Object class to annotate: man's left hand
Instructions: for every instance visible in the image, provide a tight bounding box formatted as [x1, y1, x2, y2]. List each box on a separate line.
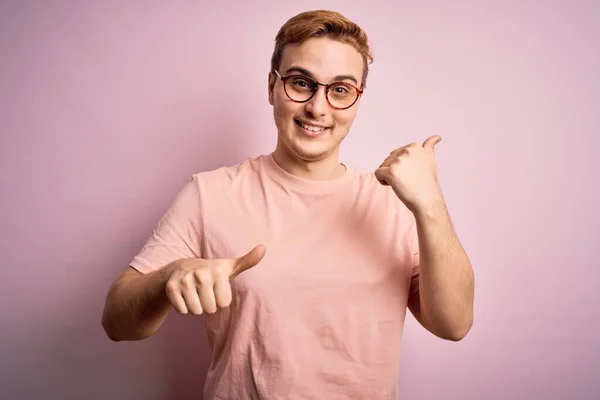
[374, 135, 445, 214]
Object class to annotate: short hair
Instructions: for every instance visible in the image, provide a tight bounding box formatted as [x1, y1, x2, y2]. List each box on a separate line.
[270, 10, 373, 88]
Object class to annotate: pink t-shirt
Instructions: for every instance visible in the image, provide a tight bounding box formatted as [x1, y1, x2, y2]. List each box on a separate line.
[130, 153, 420, 399]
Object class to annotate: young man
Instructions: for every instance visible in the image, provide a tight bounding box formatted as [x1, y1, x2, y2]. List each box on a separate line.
[102, 9, 474, 399]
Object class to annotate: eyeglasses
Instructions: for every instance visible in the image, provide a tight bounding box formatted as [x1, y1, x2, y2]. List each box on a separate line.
[273, 70, 363, 110]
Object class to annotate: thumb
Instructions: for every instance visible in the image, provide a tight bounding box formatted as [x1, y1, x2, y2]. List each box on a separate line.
[230, 244, 266, 278]
[374, 166, 390, 186]
[422, 135, 442, 152]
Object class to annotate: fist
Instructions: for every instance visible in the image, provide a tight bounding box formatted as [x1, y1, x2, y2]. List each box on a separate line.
[165, 244, 266, 315]
[374, 135, 443, 213]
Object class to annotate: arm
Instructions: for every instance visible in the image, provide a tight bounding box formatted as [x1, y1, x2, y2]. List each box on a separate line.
[408, 199, 474, 341]
[101, 176, 204, 341]
[102, 246, 267, 342]
[101, 263, 176, 342]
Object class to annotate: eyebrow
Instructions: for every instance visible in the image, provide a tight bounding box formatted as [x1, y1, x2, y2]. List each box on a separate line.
[284, 66, 359, 86]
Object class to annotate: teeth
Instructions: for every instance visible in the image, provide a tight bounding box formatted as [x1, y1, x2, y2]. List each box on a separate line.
[301, 122, 325, 132]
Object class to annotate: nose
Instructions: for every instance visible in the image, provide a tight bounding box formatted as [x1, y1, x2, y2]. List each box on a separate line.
[304, 86, 328, 118]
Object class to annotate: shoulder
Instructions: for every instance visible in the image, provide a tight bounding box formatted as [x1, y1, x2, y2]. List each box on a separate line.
[191, 154, 267, 190]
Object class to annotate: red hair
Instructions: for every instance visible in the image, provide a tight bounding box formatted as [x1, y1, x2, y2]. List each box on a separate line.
[270, 10, 373, 88]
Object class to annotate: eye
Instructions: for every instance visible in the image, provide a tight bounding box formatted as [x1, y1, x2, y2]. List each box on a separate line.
[291, 77, 314, 89]
[331, 84, 350, 94]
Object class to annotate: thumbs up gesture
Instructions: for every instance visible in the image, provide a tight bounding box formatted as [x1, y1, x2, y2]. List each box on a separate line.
[165, 245, 266, 315]
[374, 135, 444, 214]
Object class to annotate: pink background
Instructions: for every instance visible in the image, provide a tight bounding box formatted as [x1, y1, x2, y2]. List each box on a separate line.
[1, 1, 598, 399]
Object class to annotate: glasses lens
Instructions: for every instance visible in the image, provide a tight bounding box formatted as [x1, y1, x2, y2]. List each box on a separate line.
[284, 76, 316, 102]
[327, 83, 359, 109]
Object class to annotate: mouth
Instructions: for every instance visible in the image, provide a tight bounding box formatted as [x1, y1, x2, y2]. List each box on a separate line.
[294, 119, 330, 137]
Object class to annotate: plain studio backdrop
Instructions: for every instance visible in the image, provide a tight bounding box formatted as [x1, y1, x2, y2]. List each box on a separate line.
[1, 1, 598, 399]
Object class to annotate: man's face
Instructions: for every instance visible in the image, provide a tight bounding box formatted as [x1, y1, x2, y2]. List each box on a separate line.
[268, 37, 365, 163]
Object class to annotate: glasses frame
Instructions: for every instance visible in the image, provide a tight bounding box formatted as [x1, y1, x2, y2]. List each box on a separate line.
[273, 70, 364, 110]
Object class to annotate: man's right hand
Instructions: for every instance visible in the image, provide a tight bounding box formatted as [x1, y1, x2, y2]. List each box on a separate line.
[164, 244, 266, 315]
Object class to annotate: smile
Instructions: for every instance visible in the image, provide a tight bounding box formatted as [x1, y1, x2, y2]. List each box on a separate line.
[295, 119, 329, 133]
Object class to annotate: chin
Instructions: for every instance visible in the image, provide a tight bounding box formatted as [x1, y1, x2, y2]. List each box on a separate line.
[288, 139, 334, 162]
[274, 117, 343, 162]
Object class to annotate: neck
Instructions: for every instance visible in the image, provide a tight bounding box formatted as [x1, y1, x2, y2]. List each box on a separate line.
[272, 144, 346, 181]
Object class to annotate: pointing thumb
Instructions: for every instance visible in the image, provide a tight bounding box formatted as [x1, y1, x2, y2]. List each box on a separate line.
[230, 244, 266, 278]
[422, 135, 442, 151]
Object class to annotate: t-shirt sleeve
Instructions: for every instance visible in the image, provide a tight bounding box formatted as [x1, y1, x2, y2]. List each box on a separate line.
[130, 175, 204, 274]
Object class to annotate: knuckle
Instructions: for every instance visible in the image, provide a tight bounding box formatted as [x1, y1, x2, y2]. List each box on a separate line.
[193, 269, 210, 284]
[165, 280, 178, 295]
[181, 276, 195, 290]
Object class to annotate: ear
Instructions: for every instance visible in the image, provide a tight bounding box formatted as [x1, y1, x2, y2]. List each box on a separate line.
[268, 71, 276, 105]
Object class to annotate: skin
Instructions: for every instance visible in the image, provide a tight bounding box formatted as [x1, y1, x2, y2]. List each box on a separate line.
[101, 36, 474, 343]
[101, 246, 266, 341]
[268, 37, 364, 181]
[375, 137, 475, 340]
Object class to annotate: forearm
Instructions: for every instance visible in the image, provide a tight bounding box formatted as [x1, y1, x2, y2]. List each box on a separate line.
[102, 262, 176, 341]
[414, 199, 474, 340]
